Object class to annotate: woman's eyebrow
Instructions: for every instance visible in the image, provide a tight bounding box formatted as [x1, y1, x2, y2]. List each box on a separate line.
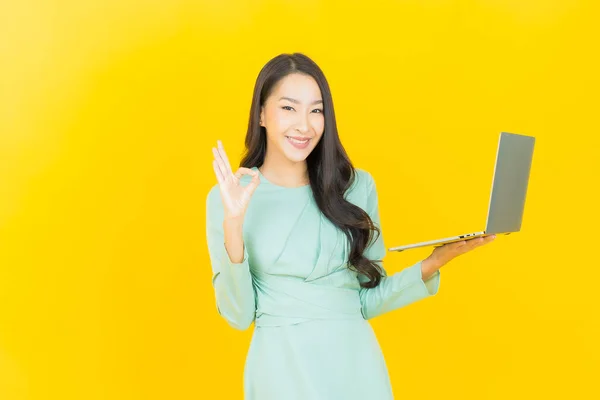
[278, 96, 323, 105]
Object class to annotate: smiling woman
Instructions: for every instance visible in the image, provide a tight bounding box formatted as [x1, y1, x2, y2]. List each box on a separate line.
[277, 97, 322, 149]
[259, 73, 325, 166]
[205, 53, 490, 399]
[240, 53, 389, 289]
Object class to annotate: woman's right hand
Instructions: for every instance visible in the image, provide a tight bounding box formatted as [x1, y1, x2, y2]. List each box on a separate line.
[212, 140, 260, 220]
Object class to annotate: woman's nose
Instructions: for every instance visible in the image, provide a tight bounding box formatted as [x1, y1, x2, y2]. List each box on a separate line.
[295, 113, 310, 133]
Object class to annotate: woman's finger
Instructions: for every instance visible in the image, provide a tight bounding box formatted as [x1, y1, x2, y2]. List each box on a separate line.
[217, 140, 233, 176]
[213, 160, 224, 183]
[475, 235, 495, 246]
[465, 236, 492, 252]
[234, 167, 259, 179]
[460, 238, 481, 250]
[212, 147, 228, 179]
[244, 172, 261, 197]
[446, 240, 466, 251]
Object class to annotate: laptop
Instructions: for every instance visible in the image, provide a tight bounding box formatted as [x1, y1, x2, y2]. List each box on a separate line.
[388, 132, 536, 252]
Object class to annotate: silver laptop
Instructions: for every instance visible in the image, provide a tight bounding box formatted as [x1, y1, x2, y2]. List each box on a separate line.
[388, 132, 536, 252]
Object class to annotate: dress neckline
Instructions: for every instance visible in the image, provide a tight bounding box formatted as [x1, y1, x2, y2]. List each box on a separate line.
[252, 167, 311, 190]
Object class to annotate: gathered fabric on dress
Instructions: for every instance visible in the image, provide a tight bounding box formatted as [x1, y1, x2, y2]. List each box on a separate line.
[206, 168, 440, 399]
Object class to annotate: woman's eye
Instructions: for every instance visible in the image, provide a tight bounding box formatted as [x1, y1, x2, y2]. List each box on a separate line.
[281, 106, 322, 113]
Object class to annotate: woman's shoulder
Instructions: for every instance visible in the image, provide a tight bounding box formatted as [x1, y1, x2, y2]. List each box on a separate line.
[348, 168, 376, 194]
[344, 168, 377, 209]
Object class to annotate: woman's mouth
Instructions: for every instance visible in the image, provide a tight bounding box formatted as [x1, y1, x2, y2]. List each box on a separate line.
[286, 136, 311, 150]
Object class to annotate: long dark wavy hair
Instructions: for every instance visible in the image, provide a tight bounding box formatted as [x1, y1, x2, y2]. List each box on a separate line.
[240, 53, 384, 288]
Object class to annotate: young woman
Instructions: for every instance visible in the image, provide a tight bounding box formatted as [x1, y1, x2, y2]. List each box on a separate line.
[206, 53, 495, 399]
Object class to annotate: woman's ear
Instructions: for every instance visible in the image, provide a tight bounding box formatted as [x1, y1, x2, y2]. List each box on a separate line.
[259, 107, 265, 127]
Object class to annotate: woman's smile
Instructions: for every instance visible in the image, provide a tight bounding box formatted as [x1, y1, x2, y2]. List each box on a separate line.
[285, 135, 312, 149]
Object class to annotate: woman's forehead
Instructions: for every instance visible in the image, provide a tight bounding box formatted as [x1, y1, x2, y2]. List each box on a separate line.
[271, 73, 322, 101]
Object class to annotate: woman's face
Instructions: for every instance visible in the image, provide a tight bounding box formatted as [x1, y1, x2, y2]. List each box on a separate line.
[260, 73, 325, 164]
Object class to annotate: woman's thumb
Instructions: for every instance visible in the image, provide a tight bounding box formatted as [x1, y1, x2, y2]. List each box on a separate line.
[245, 174, 260, 197]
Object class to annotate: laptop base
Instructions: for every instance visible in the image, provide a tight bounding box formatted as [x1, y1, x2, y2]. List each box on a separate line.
[388, 231, 486, 252]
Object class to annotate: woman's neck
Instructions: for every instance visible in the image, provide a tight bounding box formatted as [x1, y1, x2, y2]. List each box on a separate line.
[259, 154, 309, 188]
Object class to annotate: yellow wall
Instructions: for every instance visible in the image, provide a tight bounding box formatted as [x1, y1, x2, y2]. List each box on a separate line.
[1, 1, 598, 399]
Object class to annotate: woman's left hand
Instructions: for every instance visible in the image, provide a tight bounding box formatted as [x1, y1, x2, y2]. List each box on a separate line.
[421, 235, 496, 279]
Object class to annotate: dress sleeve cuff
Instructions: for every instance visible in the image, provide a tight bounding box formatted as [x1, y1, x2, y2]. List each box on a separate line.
[422, 268, 441, 296]
[211, 243, 250, 287]
[408, 261, 441, 297]
[223, 242, 249, 266]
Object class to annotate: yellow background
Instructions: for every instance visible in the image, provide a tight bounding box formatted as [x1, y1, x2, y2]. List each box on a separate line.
[1, 0, 599, 399]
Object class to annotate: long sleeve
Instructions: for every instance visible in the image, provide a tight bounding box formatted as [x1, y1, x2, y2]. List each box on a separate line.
[205, 186, 256, 330]
[357, 172, 441, 320]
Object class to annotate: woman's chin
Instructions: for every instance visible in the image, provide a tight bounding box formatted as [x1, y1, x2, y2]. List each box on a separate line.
[283, 148, 313, 163]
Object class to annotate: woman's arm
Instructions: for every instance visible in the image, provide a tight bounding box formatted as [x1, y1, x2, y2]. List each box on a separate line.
[356, 171, 441, 320]
[358, 261, 440, 320]
[206, 186, 256, 330]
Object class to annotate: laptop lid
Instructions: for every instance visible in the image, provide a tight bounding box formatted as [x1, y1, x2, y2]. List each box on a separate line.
[484, 132, 536, 235]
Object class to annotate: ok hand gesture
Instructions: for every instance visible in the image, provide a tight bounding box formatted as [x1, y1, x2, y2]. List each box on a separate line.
[212, 140, 260, 221]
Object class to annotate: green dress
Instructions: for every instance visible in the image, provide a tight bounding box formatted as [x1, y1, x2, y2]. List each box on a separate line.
[206, 167, 440, 399]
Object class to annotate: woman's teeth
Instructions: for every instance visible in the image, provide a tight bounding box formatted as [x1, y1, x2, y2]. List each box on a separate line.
[287, 137, 310, 144]
[286, 136, 311, 149]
